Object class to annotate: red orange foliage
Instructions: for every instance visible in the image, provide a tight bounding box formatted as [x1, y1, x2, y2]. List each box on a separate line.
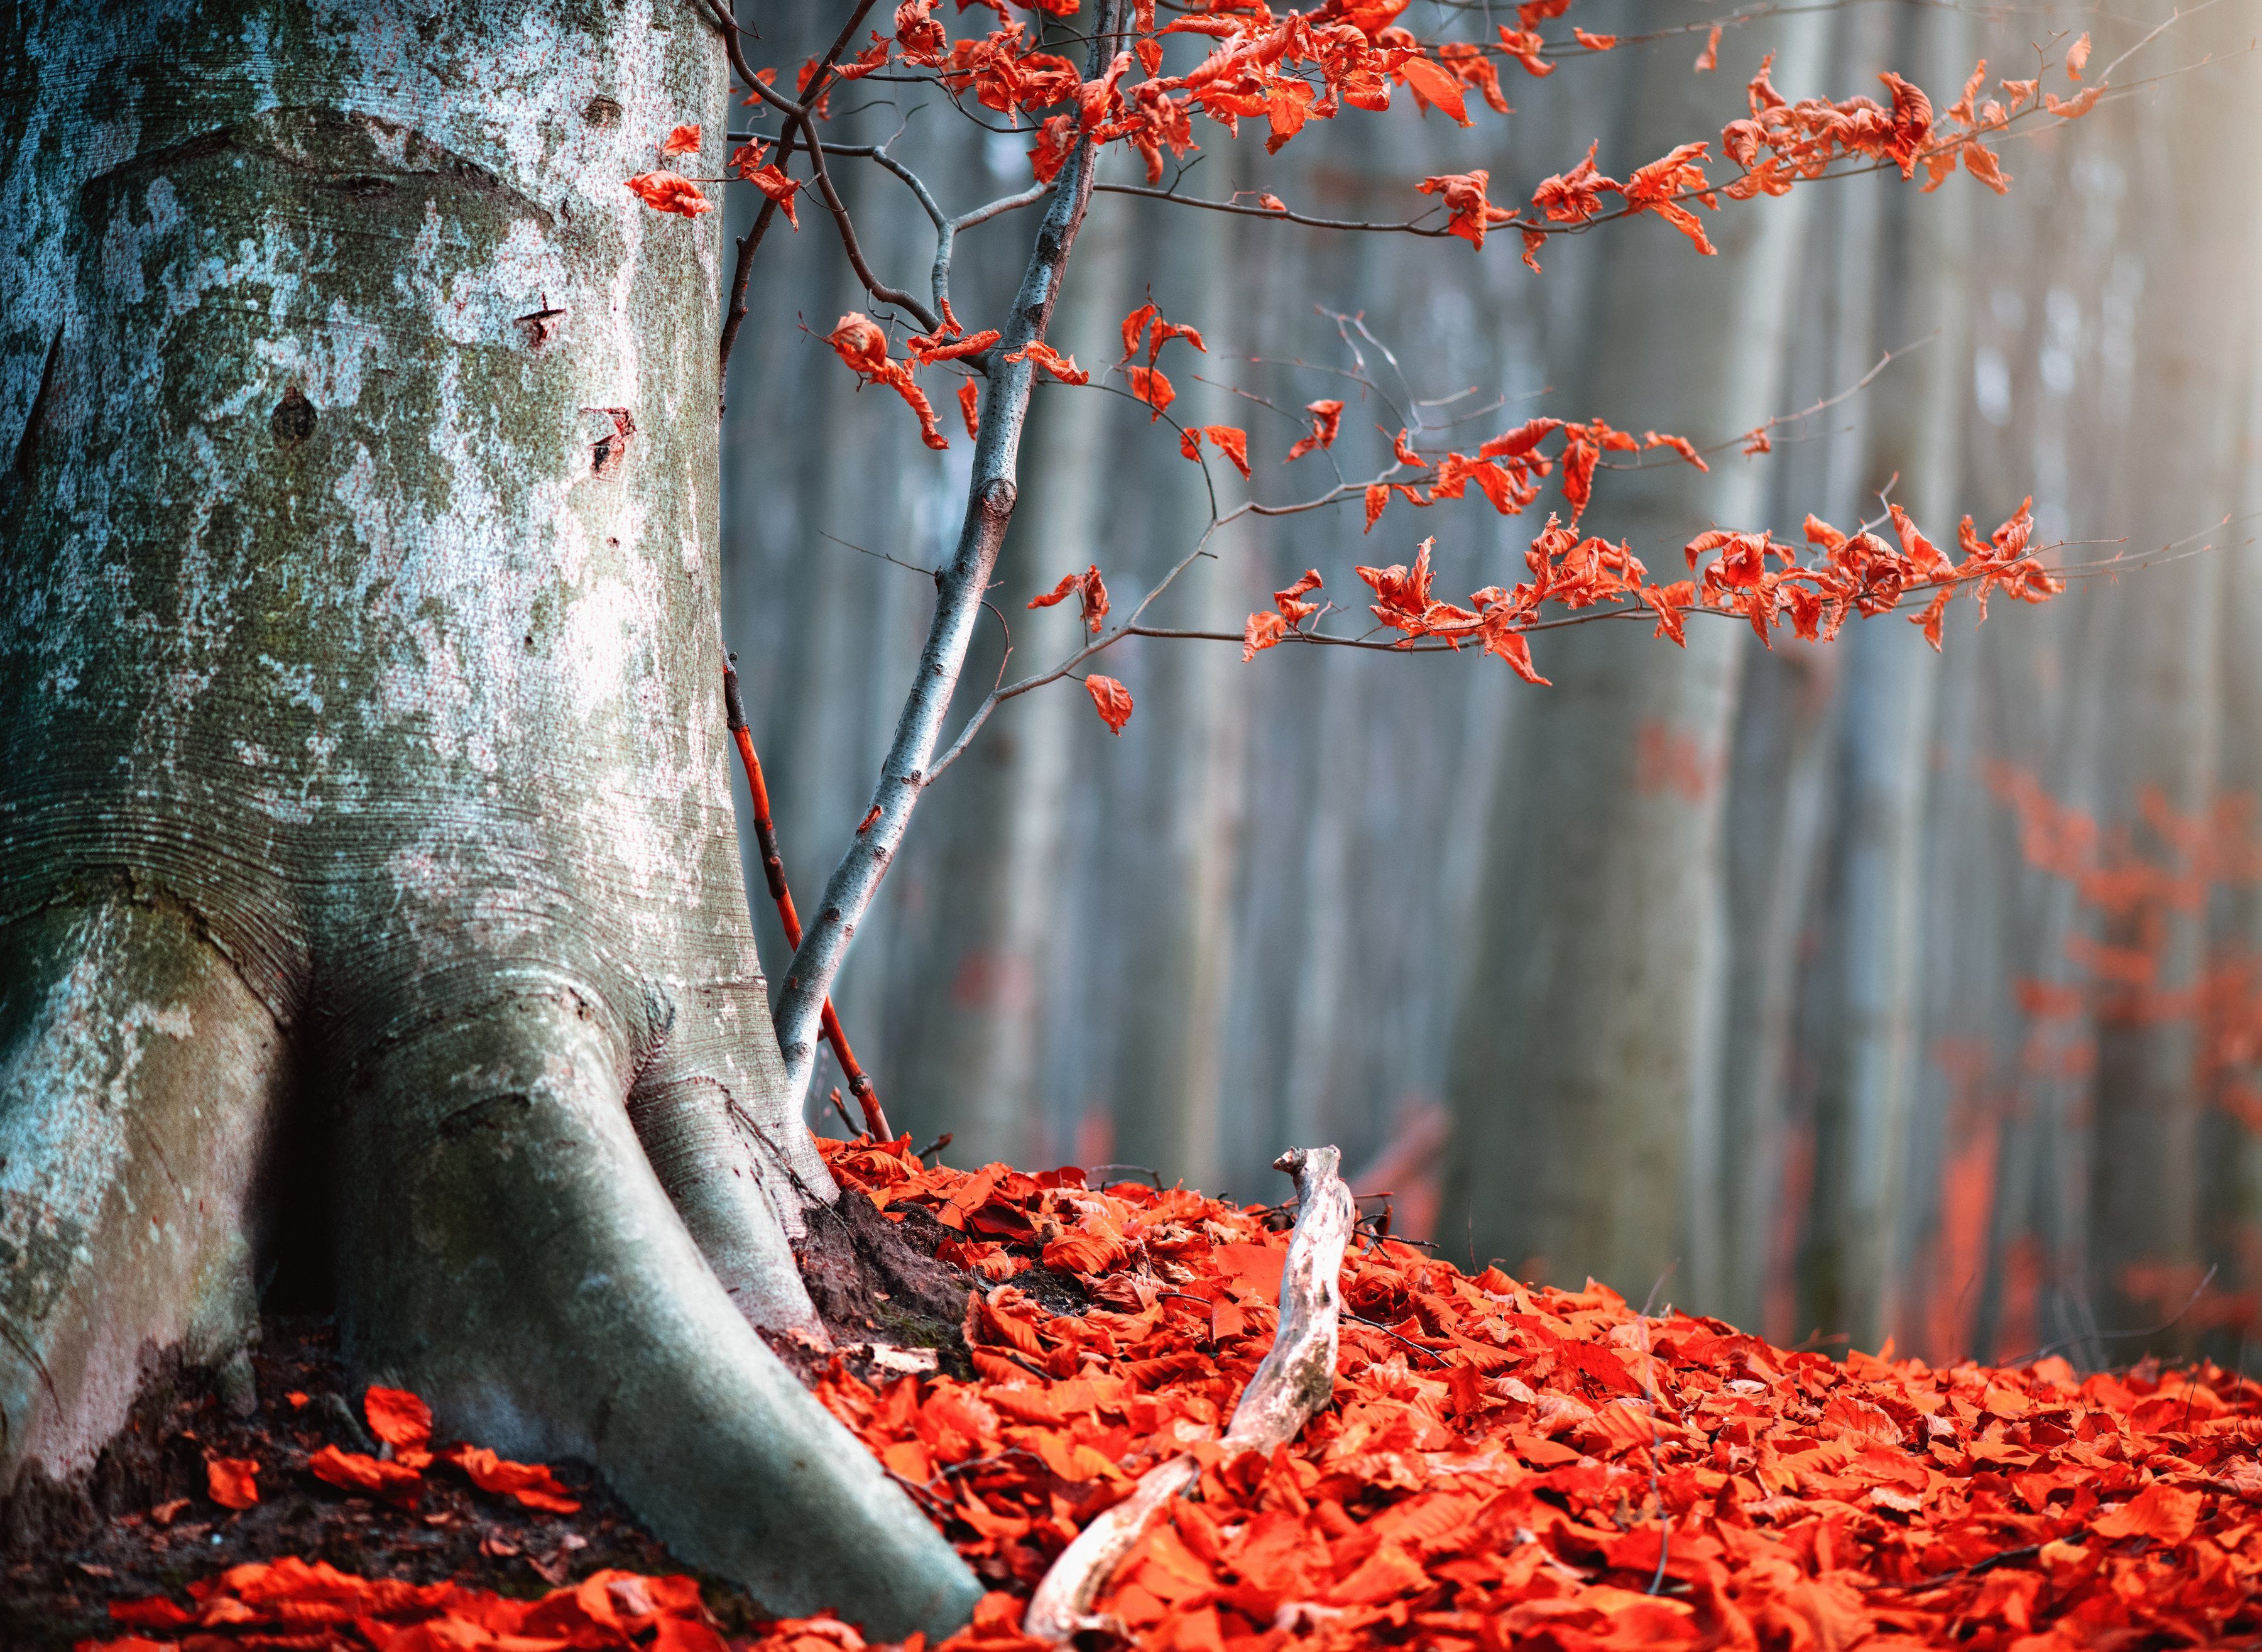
[802, 1137, 2262, 1651]
[87, 1137, 2262, 1652]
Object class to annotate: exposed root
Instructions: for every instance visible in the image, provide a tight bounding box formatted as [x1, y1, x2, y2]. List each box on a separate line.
[336, 995, 983, 1637]
[1022, 1146, 1353, 1644]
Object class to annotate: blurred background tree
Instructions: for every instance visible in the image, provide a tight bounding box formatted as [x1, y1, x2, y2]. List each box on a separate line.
[723, 0, 2261, 1369]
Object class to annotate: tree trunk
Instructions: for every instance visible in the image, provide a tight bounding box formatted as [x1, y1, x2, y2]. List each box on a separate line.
[0, 2, 977, 1631]
[1795, 0, 1974, 1355]
[1443, 9, 1829, 1296]
[881, 207, 1130, 1168]
[2081, 3, 2254, 1347]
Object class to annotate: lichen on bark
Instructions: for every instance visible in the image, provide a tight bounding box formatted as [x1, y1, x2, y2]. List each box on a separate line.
[0, 1, 978, 1631]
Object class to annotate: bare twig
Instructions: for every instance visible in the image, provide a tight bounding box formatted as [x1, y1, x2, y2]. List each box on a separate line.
[704, 0, 884, 384]
[1024, 1147, 1353, 1643]
[1999, 1262, 2219, 1366]
[722, 657, 893, 1141]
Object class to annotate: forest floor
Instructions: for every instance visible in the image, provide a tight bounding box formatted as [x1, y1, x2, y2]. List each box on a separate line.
[0, 1314, 775, 1651]
[19, 1136, 2262, 1652]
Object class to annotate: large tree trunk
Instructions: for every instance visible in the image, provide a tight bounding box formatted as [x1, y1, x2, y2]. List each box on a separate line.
[0, 1, 977, 1632]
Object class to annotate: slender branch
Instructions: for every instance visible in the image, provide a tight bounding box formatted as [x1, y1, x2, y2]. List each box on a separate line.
[721, 657, 892, 1142]
[770, 0, 1132, 1108]
[803, 135, 943, 334]
[707, 0, 885, 383]
[928, 524, 1221, 782]
[1094, 180, 1452, 236]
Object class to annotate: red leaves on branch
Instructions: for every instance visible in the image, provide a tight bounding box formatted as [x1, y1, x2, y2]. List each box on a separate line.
[1284, 566, 1330, 615]
[1118, 302, 1206, 367]
[729, 142, 802, 226]
[1623, 143, 1719, 255]
[1084, 675, 1134, 734]
[894, 0, 948, 65]
[827, 313, 950, 451]
[1694, 21, 1723, 72]
[1417, 170, 1512, 249]
[1243, 570, 1326, 659]
[1286, 399, 1344, 461]
[1531, 141, 1622, 224]
[906, 305, 1003, 369]
[623, 171, 714, 217]
[1125, 365, 1176, 420]
[1178, 424, 1252, 478]
[1028, 565, 1110, 634]
[1003, 341, 1089, 385]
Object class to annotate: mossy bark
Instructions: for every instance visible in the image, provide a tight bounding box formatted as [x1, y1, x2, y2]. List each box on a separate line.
[0, 1, 978, 1631]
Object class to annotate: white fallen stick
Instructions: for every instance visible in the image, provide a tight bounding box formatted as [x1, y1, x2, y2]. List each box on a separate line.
[1022, 1146, 1355, 1643]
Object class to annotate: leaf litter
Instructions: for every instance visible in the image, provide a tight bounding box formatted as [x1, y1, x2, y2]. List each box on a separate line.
[65, 1138, 2262, 1651]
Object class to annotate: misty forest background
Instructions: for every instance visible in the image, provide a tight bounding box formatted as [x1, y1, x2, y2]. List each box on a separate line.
[718, 0, 2260, 1372]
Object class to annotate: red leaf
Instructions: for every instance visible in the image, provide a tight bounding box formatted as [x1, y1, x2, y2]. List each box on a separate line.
[308, 1445, 422, 1502]
[1287, 399, 1344, 461]
[364, 1385, 434, 1451]
[204, 1454, 259, 1511]
[660, 123, 702, 157]
[109, 1597, 195, 1629]
[1085, 676, 1134, 734]
[443, 1444, 582, 1514]
[1028, 566, 1109, 633]
[625, 171, 714, 217]
[1242, 611, 1290, 660]
[1398, 55, 1473, 126]
[1694, 22, 1722, 72]
[1125, 364, 1175, 420]
[1416, 169, 1513, 249]
[1003, 340, 1088, 385]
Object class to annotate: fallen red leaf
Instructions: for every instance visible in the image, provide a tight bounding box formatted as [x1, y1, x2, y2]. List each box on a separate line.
[204, 1454, 259, 1511]
[364, 1384, 433, 1451]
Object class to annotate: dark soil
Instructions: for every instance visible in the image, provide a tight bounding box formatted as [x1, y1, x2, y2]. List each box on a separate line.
[0, 1190, 984, 1650]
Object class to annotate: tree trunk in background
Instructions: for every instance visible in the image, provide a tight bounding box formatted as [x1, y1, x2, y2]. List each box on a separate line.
[2202, 332, 2262, 1365]
[1710, 640, 1837, 1328]
[0, 1, 976, 1629]
[1103, 203, 1251, 1194]
[2083, 0, 2255, 1346]
[1795, 0, 1975, 1355]
[1443, 8, 1829, 1297]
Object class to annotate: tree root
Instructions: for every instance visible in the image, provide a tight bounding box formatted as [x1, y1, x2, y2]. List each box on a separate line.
[336, 992, 983, 1636]
[1022, 1147, 1353, 1643]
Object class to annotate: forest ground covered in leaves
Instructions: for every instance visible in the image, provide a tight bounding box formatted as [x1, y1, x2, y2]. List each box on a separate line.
[39, 1137, 2262, 1652]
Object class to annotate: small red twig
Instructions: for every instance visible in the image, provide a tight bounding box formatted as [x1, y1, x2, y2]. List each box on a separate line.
[722, 658, 892, 1142]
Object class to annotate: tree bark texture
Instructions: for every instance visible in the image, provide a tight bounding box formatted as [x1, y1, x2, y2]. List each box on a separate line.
[0, 2, 978, 1631]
